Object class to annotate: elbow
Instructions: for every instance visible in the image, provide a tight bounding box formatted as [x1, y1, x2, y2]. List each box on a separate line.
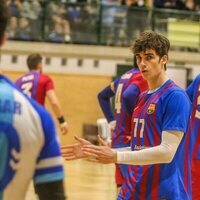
[97, 92, 102, 101]
[161, 149, 176, 164]
[50, 101, 58, 107]
[162, 155, 174, 164]
[98, 92, 108, 103]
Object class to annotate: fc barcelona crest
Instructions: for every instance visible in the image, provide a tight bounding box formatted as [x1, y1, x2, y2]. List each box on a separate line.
[147, 103, 156, 114]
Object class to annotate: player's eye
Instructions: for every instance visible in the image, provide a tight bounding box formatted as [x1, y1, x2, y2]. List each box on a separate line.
[136, 56, 141, 63]
[146, 55, 152, 60]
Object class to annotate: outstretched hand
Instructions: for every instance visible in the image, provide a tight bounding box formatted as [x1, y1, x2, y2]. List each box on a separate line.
[61, 136, 91, 160]
[82, 135, 117, 164]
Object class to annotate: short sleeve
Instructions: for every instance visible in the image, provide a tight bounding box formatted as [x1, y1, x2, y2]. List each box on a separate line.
[113, 78, 120, 92]
[32, 102, 64, 184]
[45, 75, 54, 92]
[186, 75, 200, 102]
[162, 91, 191, 133]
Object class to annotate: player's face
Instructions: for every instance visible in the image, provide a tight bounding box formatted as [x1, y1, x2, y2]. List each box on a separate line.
[136, 49, 167, 81]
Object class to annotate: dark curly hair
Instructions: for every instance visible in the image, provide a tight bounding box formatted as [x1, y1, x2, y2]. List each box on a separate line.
[132, 31, 170, 56]
[131, 31, 170, 70]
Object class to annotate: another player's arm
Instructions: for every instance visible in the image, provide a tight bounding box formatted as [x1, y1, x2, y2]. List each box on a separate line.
[97, 80, 119, 131]
[46, 89, 68, 134]
[97, 81, 116, 122]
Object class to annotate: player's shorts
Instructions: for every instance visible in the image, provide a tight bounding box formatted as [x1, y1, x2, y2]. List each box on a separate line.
[115, 163, 129, 186]
[192, 159, 200, 200]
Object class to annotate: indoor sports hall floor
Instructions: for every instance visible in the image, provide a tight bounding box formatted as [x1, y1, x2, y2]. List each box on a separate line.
[26, 160, 116, 200]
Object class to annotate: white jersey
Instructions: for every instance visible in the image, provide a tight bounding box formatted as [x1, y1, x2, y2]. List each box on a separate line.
[0, 75, 64, 200]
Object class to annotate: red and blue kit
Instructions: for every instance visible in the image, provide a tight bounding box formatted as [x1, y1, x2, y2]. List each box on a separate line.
[186, 74, 200, 200]
[16, 71, 54, 106]
[113, 68, 147, 185]
[118, 80, 191, 200]
[112, 68, 148, 148]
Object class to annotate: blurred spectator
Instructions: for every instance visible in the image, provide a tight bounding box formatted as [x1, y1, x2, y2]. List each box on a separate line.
[101, 0, 126, 45]
[7, 16, 18, 39]
[67, 6, 81, 22]
[49, 23, 65, 42]
[45, 1, 71, 42]
[66, 6, 82, 42]
[185, 0, 195, 10]
[194, 0, 200, 10]
[7, 0, 22, 17]
[125, 0, 150, 44]
[20, 0, 42, 40]
[18, 17, 32, 40]
[79, 4, 99, 43]
[20, 0, 41, 19]
[154, 0, 189, 10]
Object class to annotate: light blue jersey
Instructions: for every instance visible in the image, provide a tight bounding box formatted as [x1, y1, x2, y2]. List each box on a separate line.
[0, 75, 64, 200]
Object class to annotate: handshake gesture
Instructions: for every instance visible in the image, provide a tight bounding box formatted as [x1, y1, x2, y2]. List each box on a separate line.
[61, 135, 117, 164]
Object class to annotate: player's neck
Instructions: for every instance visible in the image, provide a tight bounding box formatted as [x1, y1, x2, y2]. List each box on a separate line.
[148, 73, 169, 91]
[30, 69, 41, 73]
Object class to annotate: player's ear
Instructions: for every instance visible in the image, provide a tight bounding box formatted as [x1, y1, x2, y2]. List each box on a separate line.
[38, 62, 43, 72]
[0, 32, 7, 46]
[161, 55, 168, 65]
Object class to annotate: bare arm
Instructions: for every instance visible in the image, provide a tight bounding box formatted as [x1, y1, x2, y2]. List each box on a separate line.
[46, 89, 68, 134]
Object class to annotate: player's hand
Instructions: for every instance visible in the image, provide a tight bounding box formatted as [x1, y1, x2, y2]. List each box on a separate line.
[61, 136, 91, 160]
[60, 121, 68, 135]
[82, 142, 117, 164]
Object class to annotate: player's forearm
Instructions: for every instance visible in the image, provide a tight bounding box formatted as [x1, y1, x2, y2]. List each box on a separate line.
[47, 90, 64, 119]
[117, 131, 183, 165]
[51, 101, 63, 118]
[97, 85, 115, 122]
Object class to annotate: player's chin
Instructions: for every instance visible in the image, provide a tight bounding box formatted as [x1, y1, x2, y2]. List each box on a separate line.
[141, 73, 148, 80]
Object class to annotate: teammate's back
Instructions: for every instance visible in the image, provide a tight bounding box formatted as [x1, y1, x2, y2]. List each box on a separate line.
[0, 75, 65, 200]
[16, 71, 54, 106]
[15, 53, 68, 135]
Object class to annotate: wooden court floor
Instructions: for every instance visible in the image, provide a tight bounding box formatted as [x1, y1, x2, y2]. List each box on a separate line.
[26, 160, 116, 200]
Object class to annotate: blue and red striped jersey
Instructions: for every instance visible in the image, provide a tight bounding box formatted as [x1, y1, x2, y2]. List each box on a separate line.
[15, 71, 54, 106]
[118, 79, 191, 200]
[112, 68, 148, 148]
[186, 74, 200, 200]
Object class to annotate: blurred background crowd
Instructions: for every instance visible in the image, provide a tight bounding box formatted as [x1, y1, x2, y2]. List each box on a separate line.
[6, 0, 200, 48]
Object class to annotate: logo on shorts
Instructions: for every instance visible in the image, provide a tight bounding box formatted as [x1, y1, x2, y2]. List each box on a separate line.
[147, 103, 156, 114]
